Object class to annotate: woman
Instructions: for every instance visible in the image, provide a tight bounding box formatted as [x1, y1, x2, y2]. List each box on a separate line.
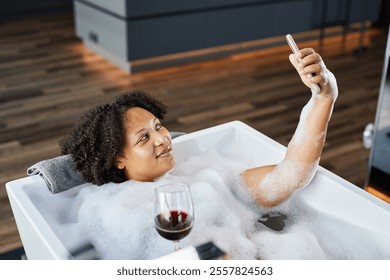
[61, 48, 338, 208]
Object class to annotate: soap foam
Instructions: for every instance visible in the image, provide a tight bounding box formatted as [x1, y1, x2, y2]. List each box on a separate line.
[28, 148, 390, 260]
[252, 223, 327, 260]
[257, 157, 319, 203]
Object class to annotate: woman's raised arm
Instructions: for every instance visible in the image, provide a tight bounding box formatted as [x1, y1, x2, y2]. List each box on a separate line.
[243, 48, 338, 207]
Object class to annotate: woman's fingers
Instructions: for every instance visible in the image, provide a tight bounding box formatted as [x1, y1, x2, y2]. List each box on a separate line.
[301, 53, 322, 67]
[289, 49, 328, 90]
[297, 51, 327, 83]
[309, 74, 326, 85]
[296, 48, 315, 58]
[290, 47, 337, 100]
[289, 53, 299, 69]
[301, 64, 322, 76]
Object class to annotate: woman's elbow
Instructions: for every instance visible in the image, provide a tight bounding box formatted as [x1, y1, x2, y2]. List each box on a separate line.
[252, 185, 295, 208]
[251, 164, 317, 207]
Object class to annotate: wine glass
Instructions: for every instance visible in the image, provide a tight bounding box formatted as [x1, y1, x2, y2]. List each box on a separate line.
[154, 183, 194, 251]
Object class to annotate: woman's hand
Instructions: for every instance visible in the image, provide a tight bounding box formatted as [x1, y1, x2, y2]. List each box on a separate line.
[289, 48, 338, 101]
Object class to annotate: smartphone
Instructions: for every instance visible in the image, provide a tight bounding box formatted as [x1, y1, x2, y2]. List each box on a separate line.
[286, 34, 320, 94]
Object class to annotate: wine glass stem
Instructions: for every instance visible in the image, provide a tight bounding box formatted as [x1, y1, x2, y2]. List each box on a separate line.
[173, 241, 180, 251]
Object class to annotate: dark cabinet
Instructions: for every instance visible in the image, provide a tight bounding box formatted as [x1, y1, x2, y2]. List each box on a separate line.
[74, 0, 382, 72]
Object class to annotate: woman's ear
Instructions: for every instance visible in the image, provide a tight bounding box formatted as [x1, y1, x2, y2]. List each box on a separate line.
[115, 157, 125, 169]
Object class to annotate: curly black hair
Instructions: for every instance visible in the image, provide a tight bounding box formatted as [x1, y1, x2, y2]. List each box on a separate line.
[60, 90, 167, 185]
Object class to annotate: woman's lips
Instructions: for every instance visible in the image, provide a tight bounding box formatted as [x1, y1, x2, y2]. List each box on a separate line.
[156, 146, 173, 158]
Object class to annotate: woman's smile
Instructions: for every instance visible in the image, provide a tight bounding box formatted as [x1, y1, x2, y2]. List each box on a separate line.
[156, 145, 173, 159]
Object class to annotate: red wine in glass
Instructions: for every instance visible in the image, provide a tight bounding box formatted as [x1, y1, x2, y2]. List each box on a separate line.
[155, 210, 194, 241]
[154, 183, 194, 251]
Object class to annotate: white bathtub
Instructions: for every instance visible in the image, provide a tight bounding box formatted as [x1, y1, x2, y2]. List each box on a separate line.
[6, 121, 390, 259]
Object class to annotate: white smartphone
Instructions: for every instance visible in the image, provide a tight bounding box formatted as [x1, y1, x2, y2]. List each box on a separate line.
[286, 34, 320, 94]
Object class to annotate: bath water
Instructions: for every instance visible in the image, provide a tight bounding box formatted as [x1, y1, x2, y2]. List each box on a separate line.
[27, 147, 390, 260]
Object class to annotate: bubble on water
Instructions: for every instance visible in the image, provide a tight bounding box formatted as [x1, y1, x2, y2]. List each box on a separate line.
[252, 224, 327, 259]
[298, 210, 390, 260]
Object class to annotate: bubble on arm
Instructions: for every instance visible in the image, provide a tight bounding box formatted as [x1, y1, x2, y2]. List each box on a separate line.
[254, 157, 319, 207]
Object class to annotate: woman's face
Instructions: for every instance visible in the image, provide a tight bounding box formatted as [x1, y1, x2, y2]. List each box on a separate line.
[115, 107, 175, 181]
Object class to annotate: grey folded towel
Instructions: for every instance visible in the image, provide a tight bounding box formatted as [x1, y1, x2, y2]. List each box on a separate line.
[27, 132, 185, 194]
[27, 154, 87, 194]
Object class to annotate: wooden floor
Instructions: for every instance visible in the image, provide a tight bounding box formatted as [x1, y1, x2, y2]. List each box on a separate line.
[0, 14, 387, 255]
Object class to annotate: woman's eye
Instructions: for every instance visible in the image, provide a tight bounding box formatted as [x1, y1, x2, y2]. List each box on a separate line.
[156, 123, 162, 130]
[139, 134, 149, 142]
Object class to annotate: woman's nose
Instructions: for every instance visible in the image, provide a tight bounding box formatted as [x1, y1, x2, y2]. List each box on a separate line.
[153, 131, 167, 146]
